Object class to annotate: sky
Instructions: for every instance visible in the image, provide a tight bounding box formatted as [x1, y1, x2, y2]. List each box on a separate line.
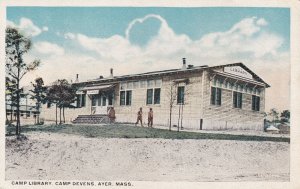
[6, 7, 290, 111]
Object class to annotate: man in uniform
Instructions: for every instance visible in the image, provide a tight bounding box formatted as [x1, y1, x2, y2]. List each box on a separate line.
[148, 108, 153, 128]
[135, 107, 143, 127]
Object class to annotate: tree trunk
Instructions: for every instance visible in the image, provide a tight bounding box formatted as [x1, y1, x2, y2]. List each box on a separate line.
[10, 93, 13, 121]
[10, 109, 13, 122]
[16, 42, 21, 136]
[16, 79, 20, 136]
[63, 106, 65, 123]
[169, 108, 172, 131]
[55, 104, 58, 125]
[36, 103, 40, 125]
[180, 104, 184, 129]
[59, 107, 62, 125]
[177, 104, 181, 132]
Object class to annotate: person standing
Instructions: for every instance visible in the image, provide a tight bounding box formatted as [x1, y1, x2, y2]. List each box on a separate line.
[148, 108, 153, 128]
[135, 107, 143, 127]
[108, 107, 116, 124]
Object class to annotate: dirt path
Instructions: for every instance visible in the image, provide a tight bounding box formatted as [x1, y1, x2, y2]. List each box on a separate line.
[5, 132, 289, 181]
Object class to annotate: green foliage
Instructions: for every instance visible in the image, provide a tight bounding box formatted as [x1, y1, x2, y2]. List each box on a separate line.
[30, 77, 47, 125]
[5, 27, 41, 135]
[47, 79, 77, 108]
[46, 79, 77, 124]
[280, 110, 290, 123]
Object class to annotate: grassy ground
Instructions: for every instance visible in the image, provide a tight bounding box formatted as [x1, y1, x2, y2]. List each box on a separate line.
[6, 124, 290, 143]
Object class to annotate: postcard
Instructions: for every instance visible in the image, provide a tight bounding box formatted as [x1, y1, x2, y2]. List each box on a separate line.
[1, 0, 300, 189]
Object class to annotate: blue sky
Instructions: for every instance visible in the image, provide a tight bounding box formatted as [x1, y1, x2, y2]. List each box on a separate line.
[6, 7, 290, 110]
[7, 7, 290, 50]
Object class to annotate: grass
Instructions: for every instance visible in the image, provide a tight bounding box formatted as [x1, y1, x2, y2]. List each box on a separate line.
[5, 124, 290, 143]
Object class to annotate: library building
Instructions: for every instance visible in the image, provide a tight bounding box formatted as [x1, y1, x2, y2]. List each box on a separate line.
[41, 58, 270, 131]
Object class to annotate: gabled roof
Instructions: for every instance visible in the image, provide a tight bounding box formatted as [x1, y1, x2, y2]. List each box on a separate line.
[209, 62, 270, 87]
[74, 62, 270, 88]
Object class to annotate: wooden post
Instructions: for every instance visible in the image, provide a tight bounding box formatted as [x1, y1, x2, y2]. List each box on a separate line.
[200, 119, 203, 130]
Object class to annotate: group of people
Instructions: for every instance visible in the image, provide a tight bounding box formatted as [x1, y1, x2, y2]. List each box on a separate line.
[135, 107, 153, 128]
[107, 107, 154, 127]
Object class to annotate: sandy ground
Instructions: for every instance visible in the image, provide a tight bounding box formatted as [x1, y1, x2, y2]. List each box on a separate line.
[5, 132, 289, 181]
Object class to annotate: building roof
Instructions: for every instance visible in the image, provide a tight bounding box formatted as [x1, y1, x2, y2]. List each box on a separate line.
[74, 62, 270, 88]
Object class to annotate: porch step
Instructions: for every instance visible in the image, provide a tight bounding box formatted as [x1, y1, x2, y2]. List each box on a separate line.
[72, 114, 110, 124]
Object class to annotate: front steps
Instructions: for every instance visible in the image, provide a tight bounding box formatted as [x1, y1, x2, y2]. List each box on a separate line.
[72, 114, 110, 124]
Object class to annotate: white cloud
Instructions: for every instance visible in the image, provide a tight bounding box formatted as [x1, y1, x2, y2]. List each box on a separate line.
[33, 41, 65, 56]
[6, 17, 45, 37]
[256, 18, 268, 26]
[42, 26, 49, 31]
[64, 32, 75, 39]
[23, 15, 289, 111]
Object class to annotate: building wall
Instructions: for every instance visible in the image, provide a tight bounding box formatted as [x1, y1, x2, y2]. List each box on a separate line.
[40, 69, 266, 131]
[114, 71, 203, 130]
[40, 96, 92, 122]
[201, 70, 265, 131]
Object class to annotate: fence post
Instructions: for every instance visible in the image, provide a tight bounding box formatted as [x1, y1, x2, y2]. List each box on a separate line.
[200, 119, 203, 130]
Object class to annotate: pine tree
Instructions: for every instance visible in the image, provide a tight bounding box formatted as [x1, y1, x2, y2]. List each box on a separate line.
[6, 27, 40, 135]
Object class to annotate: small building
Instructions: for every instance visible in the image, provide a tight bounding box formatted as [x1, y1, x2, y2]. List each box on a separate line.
[5, 86, 39, 120]
[41, 59, 270, 130]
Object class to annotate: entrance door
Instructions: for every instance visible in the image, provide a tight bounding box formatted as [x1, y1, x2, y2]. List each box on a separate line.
[96, 95, 108, 114]
[91, 93, 114, 115]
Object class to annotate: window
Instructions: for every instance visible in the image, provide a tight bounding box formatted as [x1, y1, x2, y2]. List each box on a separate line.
[47, 102, 51, 108]
[120, 90, 132, 106]
[126, 91, 132, 105]
[92, 95, 97, 106]
[146, 88, 161, 105]
[133, 81, 139, 89]
[102, 96, 106, 106]
[147, 80, 154, 88]
[97, 95, 101, 106]
[147, 89, 153, 104]
[252, 95, 260, 111]
[120, 82, 126, 90]
[140, 80, 146, 88]
[154, 88, 161, 104]
[81, 94, 86, 107]
[108, 94, 113, 105]
[76, 94, 86, 108]
[177, 86, 185, 104]
[127, 82, 133, 89]
[120, 91, 126, 105]
[211, 87, 222, 105]
[233, 91, 242, 108]
[154, 79, 162, 87]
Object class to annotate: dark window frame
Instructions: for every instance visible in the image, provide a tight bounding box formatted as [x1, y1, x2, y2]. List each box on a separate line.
[252, 95, 260, 111]
[120, 90, 132, 106]
[146, 89, 153, 105]
[146, 88, 161, 105]
[76, 94, 86, 108]
[211, 87, 222, 106]
[233, 91, 243, 109]
[120, 91, 126, 106]
[177, 86, 185, 104]
[81, 94, 86, 107]
[126, 91, 132, 106]
[154, 88, 161, 104]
